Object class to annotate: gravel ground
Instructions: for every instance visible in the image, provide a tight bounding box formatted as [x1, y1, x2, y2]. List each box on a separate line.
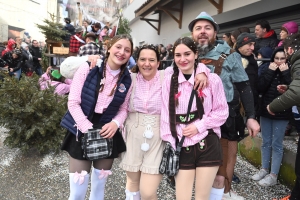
[0, 126, 295, 200]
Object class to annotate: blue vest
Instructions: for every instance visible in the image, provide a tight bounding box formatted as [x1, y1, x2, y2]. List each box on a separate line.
[60, 62, 131, 137]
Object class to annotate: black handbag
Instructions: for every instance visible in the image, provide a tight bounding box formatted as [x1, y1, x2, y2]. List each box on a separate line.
[159, 89, 196, 176]
[81, 128, 113, 160]
[80, 66, 114, 160]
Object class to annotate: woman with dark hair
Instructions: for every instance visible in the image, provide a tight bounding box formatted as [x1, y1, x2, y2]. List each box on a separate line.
[119, 44, 209, 200]
[253, 47, 292, 186]
[222, 33, 234, 48]
[60, 34, 133, 200]
[160, 37, 228, 199]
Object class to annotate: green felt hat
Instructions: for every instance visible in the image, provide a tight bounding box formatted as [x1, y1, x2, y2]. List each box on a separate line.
[51, 70, 61, 79]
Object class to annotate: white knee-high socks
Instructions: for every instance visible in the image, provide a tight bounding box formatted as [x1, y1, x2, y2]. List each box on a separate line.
[125, 189, 141, 200]
[69, 172, 89, 200]
[209, 187, 224, 200]
[89, 168, 111, 200]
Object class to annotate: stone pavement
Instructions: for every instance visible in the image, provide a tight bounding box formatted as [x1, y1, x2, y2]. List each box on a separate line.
[0, 127, 293, 200]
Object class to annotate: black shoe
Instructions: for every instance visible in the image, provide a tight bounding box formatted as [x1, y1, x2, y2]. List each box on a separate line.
[167, 176, 175, 190]
[232, 173, 241, 184]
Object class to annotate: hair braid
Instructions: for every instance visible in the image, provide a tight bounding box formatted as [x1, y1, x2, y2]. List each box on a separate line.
[99, 57, 108, 92]
[173, 64, 180, 107]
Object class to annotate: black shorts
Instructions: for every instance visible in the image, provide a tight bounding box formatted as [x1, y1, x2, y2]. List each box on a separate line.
[179, 132, 223, 170]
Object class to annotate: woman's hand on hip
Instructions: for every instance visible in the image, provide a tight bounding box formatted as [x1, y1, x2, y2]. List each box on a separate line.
[100, 121, 118, 138]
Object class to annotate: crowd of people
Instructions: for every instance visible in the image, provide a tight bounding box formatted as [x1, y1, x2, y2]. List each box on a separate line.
[0, 10, 299, 200]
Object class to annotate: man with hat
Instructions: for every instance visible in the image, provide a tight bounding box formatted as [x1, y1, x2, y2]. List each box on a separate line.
[69, 26, 85, 56]
[235, 32, 259, 108]
[78, 33, 101, 57]
[63, 18, 75, 47]
[188, 12, 260, 200]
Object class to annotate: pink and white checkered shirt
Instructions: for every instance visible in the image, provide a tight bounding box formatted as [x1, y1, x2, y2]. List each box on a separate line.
[68, 62, 132, 133]
[115, 64, 210, 126]
[160, 65, 229, 150]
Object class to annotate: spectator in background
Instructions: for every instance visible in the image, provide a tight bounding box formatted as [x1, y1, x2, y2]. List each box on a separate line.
[254, 47, 292, 187]
[278, 21, 299, 47]
[257, 47, 273, 76]
[39, 41, 46, 51]
[132, 46, 139, 61]
[82, 20, 90, 37]
[2, 49, 23, 79]
[69, 26, 85, 56]
[99, 26, 109, 42]
[159, 47, 167, 61]
[158, 44, 164, 54]
[87, 22, 101, 39]
[15, 37, 22, 51]
[268, 33, 300, 200]
[39, 67, 72, 96]
[254, 19, 279, 54]
[231, 27, 251, 49]
[25, 38, 32, 47]
[222, 33, 234, 48]
[30, 40, 43, 76]
[63, 18, 75, 47]
[1, 39, 15, 57]
[127, 56, 136, 70]
[20, 42, 34, 76]
[78, 33, 100, 56]
[0, 41, 6, 56]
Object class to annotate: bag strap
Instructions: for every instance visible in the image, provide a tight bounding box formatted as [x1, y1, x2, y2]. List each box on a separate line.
[176, 89, 195, 153]
[129, 73, 137, 111]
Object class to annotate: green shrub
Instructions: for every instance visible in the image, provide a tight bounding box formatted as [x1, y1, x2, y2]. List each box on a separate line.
[0, 73, 67, 154]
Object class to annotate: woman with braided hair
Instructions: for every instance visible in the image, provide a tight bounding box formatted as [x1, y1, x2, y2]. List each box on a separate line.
[160, 37, 229, 200]
[61, 34, 133, 200]
[117, 44, 209, 200]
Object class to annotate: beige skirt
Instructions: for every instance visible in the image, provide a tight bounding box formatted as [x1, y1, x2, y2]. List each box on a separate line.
[119, 112, 165, 174]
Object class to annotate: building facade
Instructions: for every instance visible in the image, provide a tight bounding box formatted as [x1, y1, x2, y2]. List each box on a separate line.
[0, 0, 62, 42]
[123, 0, 300, 47]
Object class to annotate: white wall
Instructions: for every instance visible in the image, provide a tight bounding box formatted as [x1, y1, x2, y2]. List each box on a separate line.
[124, 0, 262, 46]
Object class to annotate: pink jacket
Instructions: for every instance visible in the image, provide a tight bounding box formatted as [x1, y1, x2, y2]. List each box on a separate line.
[39, 73, 72, 96]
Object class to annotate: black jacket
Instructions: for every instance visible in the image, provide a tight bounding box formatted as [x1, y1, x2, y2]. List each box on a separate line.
[258, 48, 292, 120]
[254, 30, 279, 55]
[30, 46, 42, 67]
[2, 51, 23, 72]
[236, 50, 259, 107]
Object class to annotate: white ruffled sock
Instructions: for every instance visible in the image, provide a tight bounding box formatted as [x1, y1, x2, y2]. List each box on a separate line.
[69, 172, 89, 200]
[89, 168, 111, 200]
[209, 187, 224, 200]
[125, 189, 141, 200]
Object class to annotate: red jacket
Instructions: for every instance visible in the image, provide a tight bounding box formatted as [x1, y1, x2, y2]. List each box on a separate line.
[69, 33, 84, 54]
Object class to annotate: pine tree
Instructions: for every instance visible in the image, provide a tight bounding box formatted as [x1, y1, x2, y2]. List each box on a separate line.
[0, 73, 68, 154]
[117, 17, 132, 36]
[36, 13, 68, 42]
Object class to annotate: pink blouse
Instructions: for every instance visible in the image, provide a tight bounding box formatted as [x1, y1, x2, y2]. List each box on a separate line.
[68, 62, 132, 133]
[160, 65, 229, 150]
[115, 64, 210, 126]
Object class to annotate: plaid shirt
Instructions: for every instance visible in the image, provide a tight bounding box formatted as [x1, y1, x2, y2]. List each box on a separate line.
[69, 34, 84, 53]
[78, 42, 100, 57]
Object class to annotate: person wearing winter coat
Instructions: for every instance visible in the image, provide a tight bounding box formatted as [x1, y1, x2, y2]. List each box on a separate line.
[1, 39, 16, 57]
[278, 21, 299, 47]
[21, 43, 34, 76]
[253, 47, 292, 187]
[257, 47, 273, 76]
[63, 18, 75, 47]
[30, 40, 43, 76]
[254, 20, 279, 55]
[1, 49, 23, 79]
